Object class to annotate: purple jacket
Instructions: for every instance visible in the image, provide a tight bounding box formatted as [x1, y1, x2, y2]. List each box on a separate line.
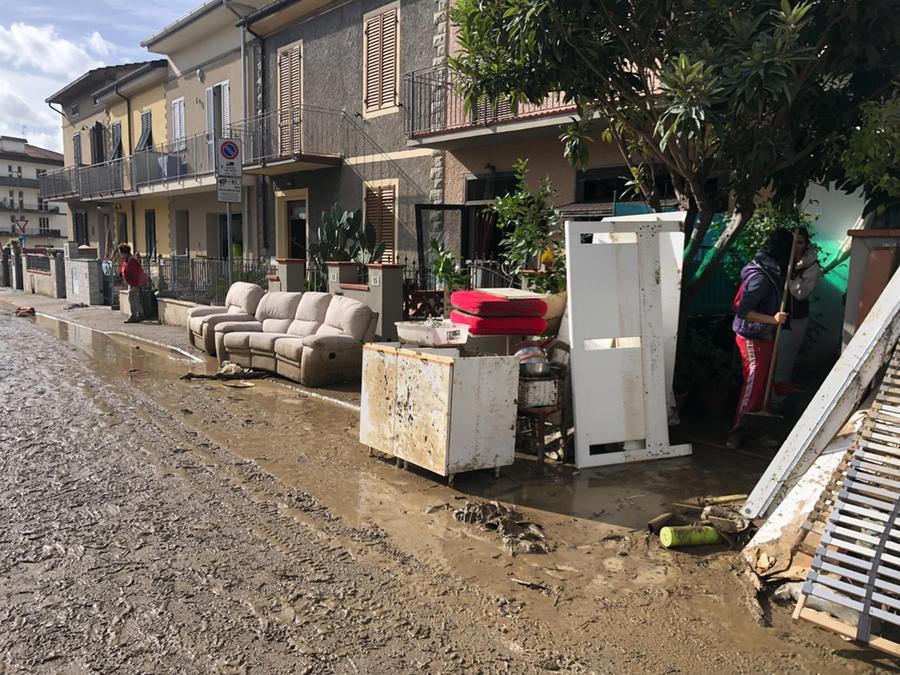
[732, 252, 783, 340]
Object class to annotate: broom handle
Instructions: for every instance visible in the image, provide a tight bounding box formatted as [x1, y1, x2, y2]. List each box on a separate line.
[761, 229, 801, 413]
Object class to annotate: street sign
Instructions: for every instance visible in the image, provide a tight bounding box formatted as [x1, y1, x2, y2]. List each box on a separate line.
[216, 176, 242, 203]
[216, 138, 242, 178]
[13, 218, 28, 233]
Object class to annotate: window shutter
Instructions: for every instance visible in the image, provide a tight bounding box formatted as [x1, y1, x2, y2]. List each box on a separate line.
[221, 81, 231, 131]
[206, 87, 215, 134]
[366, 184, 396, 263]
[110, 122, 122, 159]
[278, 46, 302, 155]
[364, 16, 382, 112]
[73, 133, 82, 165]
[172, 98, 185, 148]
[380, 9, 398, 108]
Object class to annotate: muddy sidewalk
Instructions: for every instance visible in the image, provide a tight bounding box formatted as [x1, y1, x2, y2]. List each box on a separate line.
[0, 311, 890, 673]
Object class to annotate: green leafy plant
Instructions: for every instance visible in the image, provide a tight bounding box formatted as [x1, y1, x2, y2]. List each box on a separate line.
[721, 203, 815, 285]
[308, 204, 359, 267]
[491, 159, 566, 295]
[430, 237, 469, 313]
[354, 219, 387, 265]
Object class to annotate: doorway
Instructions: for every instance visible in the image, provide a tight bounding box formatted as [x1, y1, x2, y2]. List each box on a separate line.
[287, 200, 306, 259]
[174, 210, 189, 254]
[218, 212, 243, 258]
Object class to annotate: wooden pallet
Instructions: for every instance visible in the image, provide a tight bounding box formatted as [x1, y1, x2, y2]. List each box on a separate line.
[796, 346, 900, 657]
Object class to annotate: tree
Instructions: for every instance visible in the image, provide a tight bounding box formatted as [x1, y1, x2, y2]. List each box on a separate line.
[450, 0, 899, 304]
[840, 95, 900, 214]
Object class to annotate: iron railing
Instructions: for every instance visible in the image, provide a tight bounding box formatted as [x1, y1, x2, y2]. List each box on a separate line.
[156, 254, 273, 306]
[40, 106, 349, 201]
[0, 200, 61, 213]
[404, 65, 576, 139]
[230, 104, 348, 167]
[24, 253, 51, 274]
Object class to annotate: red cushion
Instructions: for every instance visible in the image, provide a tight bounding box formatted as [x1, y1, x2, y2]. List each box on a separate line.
[450, 310, 547, 336]
[450, 290, 547, 317]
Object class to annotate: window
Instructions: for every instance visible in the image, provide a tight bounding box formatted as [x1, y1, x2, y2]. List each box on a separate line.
[464, 172, 518, 202]
[171, 97, 186, 150]
[89, 121, 106, 164]
[18, 192, 23, 209]
[144, 209, 157, 259]
[364, 181, 397, 263]
[36, 169, 45, 177]
[277, 46, 301, 155]
[38, 196, 45, 211]
[70, 103, 80, 119]
[16, 166, 21, 176]
[363, 4, 399, 116]
[135, 110, 153, 151]
[110, 122, 123, 160]
[73, 133, 83, 166]
[575, 166, 675, 205]
[206, 82, 230, 138]
[6, 165, 11, 176]
[73, 211, 89, 245]
[39, 217, 49, 234]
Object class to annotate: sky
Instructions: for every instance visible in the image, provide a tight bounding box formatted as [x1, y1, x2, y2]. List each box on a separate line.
[0, 0, 198, 152]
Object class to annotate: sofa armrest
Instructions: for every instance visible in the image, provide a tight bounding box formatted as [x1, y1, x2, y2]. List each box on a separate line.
[301, 333, 361, 352]
[213, 319, 263, 335]
[187, 305, 227, 319]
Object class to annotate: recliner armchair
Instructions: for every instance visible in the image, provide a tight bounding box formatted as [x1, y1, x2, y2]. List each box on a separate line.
[186, 281, 266, 355]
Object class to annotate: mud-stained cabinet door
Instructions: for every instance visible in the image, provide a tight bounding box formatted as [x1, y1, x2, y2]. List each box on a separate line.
[392, 352, 452, 476]
[359, 344, 400, 451]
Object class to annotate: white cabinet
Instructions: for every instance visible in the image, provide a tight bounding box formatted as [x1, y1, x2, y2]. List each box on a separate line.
[360, 344, 518, 479]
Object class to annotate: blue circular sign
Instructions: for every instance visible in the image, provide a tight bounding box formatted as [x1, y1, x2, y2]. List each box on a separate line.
[221, 141, 239, 159]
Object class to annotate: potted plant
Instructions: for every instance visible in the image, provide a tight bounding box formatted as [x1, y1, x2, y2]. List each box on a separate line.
[491, 159, 567, 327]
[307, 204, 359, 290]
[430, 237, 469, 316]
[352, 218, 388, 282]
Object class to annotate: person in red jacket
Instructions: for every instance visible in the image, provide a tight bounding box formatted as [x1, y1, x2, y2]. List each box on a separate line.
[119, 243, 146, 323]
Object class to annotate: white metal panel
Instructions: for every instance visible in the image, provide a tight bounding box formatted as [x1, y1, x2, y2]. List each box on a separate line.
[359, 343, 398, 451]
[660, 231, 685, 421]
[392, 350, 452, 475]
[565, 216, 690, 469]
[447, 355, 518, 474]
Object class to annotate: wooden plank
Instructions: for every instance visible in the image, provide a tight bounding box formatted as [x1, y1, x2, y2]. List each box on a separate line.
[798, 606, 900, 657]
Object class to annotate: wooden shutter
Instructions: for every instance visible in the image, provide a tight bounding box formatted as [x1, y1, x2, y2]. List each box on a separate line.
[365, 184, 396, 263]
[221, 81, 231, 131]
[73, 133, 82, 165]
[380, 9, 397, 109]
[171, 98, 185, 149]
[278, 46, 302, 156]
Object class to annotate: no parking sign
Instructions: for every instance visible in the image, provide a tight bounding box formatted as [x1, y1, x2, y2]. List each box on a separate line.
[216, 138, 242, 178]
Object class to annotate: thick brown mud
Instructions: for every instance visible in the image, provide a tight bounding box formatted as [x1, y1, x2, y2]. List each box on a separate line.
[1, 311, 893, 673]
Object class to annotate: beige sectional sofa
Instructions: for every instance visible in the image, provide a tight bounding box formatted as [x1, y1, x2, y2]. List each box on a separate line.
[214, 290, 377, 387]
[185, 282, 266, 354]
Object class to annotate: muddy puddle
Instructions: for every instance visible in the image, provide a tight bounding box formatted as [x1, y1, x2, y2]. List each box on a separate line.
[6, 310, 884, 672]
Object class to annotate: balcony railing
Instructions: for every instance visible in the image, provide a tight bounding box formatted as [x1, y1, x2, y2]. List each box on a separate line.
[0, 200, 61, 213]
[404, 65, 576, 139]
[41, 106, 349, 200]
[229, 104, 347, 167]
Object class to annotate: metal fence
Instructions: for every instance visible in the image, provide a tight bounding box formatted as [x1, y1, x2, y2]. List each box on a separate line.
[230, 104, 349, 167]
[156, 255, 273, 306]
[24, 253, 51, 274]
[404, 65, 575, 139]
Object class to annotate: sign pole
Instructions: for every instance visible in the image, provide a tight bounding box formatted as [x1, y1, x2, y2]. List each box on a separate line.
[226, 202, 233, 285]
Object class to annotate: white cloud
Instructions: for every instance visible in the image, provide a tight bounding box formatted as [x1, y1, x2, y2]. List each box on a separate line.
[86, 31, 115, 57]
[0, 22, 104, 78]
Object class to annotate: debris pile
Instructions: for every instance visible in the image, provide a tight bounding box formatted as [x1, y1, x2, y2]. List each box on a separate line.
[431, 500, 551, 555]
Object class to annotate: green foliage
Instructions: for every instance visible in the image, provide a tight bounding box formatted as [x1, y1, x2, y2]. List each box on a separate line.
[430, 238, 469, 291]
[308, 204, 387, 269]
[721, 203, 815, 284]
[491, 159, 566, 294]
[841, 97, 900, 209]
[450, 0, 898, 294]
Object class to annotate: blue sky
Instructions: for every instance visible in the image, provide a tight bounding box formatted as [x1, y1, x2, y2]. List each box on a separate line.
[0, 0, 199, 152]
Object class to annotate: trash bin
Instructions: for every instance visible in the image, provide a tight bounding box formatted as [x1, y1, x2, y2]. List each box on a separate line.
[140, 287, 158, 320]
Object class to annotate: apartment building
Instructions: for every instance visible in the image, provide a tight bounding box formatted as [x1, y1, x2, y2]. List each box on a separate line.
[240, 0, 439, 264]
[0, 136, 67, 248]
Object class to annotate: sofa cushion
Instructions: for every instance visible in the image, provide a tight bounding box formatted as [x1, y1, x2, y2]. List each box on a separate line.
[214, 320, 262, 336]
[449, 309, 547, 336]
[288, 292, 332, 337]
[274, 336, 304, 362]
[223, 331, 257, 350]
[253, 291, 303, 333]
[319, 294, 373, 341]
[189, 315, 208, 334]
[224, 282, 266, 315]
[302, 333, 362, 352]
[248, 332, 288, 353]
[450, 290, 548, 317]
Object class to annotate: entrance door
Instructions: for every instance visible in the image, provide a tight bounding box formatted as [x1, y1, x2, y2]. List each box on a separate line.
[218, 213, 243, 258]
[174, 210, 189, 254]
[287, 199, 306, 259]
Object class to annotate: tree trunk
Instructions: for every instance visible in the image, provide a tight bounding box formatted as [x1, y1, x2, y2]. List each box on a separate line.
[681, 206, 715, 285]
[683, 204, 756, 303]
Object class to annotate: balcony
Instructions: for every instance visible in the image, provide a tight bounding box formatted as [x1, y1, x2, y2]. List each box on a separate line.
[230, 105, 345, 175]
[0, 200, 61, 213]
[404, 65, 577, 147]
[40, 107, 348, 199]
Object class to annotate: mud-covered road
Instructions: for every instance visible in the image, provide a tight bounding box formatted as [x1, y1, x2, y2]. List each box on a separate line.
[0, 312, 890, 673]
